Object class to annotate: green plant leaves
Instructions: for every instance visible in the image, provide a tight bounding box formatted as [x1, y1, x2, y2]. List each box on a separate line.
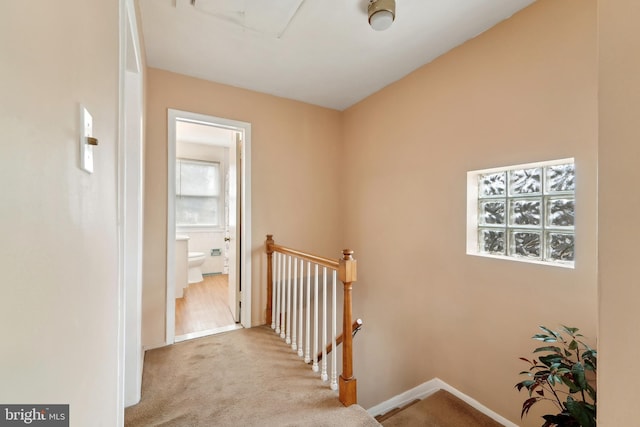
[582, 348, 597, 371]
[515, 380, 535, 392]
[516, 325, 597, 426]
[561, 325, 580, 335]
[572, 363, 587, 390]
[533, 346, 562, 354]
[566, 397, 596, 427]
[541, 413, 580, 427]
[539, 326, 561, 338]
[538, 353, 564, 367]
[533, 333, 558, 343]
[521, 397, 539, 418]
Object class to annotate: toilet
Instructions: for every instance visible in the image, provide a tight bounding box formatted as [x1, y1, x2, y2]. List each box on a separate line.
[187, 252, 206, 284]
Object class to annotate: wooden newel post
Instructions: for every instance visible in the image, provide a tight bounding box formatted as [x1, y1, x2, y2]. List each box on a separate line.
[338, 249, 357, 406]
[266, 234, 275, 326]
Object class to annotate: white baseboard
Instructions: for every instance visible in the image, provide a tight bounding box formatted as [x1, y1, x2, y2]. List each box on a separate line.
[175, 324, 243, 342]
[434, 379, 519, 427]
[366, 378, 519, 427]
[143, 341, 167, 351]
[366, 378, 441, 417]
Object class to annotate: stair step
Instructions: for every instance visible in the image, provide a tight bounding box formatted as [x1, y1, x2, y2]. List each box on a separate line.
[380, 390, 505, 427]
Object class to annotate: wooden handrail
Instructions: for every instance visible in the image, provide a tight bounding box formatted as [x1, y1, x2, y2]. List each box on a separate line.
[266, 234, 358, 407]
[268, 242, 340, 270]
[314, 319, 363, 363]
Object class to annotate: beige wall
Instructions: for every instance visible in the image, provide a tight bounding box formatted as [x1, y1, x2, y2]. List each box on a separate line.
[2, 0, 630, 422]
[342, 0, 597, 425]
[598, 0, 640, 424]
[143, 69, 344, 347]
[0, 0, 122, 424]
[141, 1, 609, 424]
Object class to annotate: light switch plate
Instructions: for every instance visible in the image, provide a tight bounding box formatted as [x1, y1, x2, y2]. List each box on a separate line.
[80, 105, 94, 173]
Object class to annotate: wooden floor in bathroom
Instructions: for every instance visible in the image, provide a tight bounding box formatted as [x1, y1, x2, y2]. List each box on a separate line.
[175, 275, 236, 337]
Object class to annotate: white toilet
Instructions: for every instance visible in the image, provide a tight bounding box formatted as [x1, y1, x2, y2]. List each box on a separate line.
[187, 252, 206, 284]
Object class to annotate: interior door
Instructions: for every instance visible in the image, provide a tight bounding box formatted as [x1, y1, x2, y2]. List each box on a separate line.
[226, 131, 241, 321]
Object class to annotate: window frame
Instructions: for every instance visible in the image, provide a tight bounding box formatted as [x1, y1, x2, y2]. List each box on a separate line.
[466, 158, 575, 268]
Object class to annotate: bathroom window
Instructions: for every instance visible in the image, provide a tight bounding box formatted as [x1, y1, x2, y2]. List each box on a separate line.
[466, 158, 575, 268]
[175, 158, 221, 227]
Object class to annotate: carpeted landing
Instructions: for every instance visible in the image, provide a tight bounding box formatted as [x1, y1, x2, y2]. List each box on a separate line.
[126, 325, 504, 427]
[125, 325, 379, 427]
[378, 390, 505, 427]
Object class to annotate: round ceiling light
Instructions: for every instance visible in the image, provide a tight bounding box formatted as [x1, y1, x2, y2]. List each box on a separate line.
[368, 0, 396, 31]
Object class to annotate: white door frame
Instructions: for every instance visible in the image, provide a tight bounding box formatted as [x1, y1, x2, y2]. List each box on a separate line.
[119, 0, 144, 416]
[166, 109, 252, 344]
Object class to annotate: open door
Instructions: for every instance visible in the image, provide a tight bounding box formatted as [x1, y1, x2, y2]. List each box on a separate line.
[226, 131, 241, 322]
[167, 109, 252, 344]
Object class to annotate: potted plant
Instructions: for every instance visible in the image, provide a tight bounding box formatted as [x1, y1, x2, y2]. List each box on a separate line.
[515, 325, 597, 427]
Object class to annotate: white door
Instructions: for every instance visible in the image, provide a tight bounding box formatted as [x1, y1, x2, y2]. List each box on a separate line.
[226, 131, 241, 321]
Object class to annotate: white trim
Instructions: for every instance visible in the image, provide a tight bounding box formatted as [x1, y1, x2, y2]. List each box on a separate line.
[116, 0, 126, 423]
[469, 157, 575, 176]
[435, 379, 519, 427]
[166, 109, 252, 345]
[120, 0, 144, 410]
[175, 324, 244, 342]
[241, 128, 252, 328]
[366, 378, 441, 417]
[176, 225, 226, 233]
[367, 378, 518, 427]
[467, 251, 575, 268]
[166, 114, 177, 343]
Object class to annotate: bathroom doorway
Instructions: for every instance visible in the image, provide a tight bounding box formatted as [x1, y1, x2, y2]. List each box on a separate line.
[166, 109, 252, 344]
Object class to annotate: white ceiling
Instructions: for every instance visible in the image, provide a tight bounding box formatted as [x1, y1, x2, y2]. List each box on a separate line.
[138, 0, 536, 111]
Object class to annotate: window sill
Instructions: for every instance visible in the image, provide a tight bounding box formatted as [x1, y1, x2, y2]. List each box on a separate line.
[466, 252, 575, 269]
[176, 225, 225, 233]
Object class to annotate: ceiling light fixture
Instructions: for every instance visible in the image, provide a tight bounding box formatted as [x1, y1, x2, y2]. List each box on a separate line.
[368, 0, 395, 31]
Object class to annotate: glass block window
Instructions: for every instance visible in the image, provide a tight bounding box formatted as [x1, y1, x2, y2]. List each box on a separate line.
[468, 159, 575, 267]
[176, 158, 221, 227]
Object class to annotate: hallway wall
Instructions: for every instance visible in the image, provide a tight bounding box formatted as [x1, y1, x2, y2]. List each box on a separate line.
[143, 69, 344, 348]
[0, 0, 123, 424]
[140, 1, 606, 425]
[597, 0, 640, 423]
[341, 1, 598, 425]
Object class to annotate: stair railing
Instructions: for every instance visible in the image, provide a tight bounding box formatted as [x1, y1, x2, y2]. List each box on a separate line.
[316, 319, 363, 363]
[266, 234, 358, 406]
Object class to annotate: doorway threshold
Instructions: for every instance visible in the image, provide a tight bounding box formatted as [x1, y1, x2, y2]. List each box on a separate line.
[175, 323, 243, 343]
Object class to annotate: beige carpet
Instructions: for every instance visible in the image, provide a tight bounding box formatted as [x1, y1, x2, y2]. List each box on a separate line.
[380, 390, 505, 427]
[125, 325, 380, 427]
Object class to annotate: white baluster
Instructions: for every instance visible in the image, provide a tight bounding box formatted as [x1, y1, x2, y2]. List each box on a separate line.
[330, 269, 338, 391]
[321, 267, 328, 382]
[292, 257, 298, 350]
[304, 261, 311, 363]
[297, 258, 304, 357]
[271, 252, 277, 330]
[286, 255, 292, 344]
[312, 264, 319, 372]
[274, 252, 281, 333]
[281, 253, 286, 337]
[283, 253, 287, 334]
